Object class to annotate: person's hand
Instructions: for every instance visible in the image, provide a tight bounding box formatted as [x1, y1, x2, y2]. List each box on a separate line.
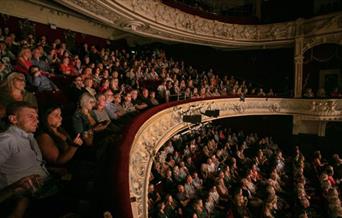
[93, 121, 109, 132]
[34, 71, 41, 77]
[73, 133, 83, 146]
[12, 174, 43, 194]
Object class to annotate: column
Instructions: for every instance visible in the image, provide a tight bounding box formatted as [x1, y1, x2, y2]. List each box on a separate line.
[294, 18, 304, 98]
[294, 37, 304, 98]
[255, 0, 262, 21]
[318, 121, 327, 137]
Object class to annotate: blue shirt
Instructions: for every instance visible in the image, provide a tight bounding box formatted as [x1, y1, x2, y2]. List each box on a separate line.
[0, 126, 49, 189]
[105, 102, 124, 120]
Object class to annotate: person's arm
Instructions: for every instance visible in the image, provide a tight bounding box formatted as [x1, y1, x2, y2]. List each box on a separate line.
[105, 105, 118, 120]
[0, 174, 42, 203]
[0, 134, 12, 166]
[72, 113, 93, 146]
[37, 133, 81, 165]
[32, 75, 41, 88]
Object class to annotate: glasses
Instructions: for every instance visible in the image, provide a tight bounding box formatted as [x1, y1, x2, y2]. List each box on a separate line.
[14, 77, 25, 82]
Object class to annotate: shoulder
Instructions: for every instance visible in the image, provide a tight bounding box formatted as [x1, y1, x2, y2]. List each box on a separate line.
[37, 132, 52, 141]
[0, 130, 18, 150]
[73, 111, 83, 119]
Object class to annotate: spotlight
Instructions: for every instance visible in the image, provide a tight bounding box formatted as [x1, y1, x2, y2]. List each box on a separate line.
[203, 110, 219, 117]
[182, 115, 202, 124]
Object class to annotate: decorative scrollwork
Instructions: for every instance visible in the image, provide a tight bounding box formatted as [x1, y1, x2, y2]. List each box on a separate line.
[58, 0, 342, 48]
[269, 103, 281, 112]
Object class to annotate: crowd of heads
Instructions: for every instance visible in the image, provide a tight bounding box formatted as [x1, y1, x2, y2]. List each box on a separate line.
[149, 124, 342, 218]
[0, 26, 277, 118]
[303, 88, 342, 99]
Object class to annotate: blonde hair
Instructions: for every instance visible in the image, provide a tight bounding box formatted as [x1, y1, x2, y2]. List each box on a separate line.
[18, 47, 31, 59]
[79, 93, 95, 109]
[0, 72, 25, 93]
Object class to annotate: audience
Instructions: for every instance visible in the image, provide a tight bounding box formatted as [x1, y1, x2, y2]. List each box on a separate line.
[0, 23, 340, 218]
[148, 123, 342, 218]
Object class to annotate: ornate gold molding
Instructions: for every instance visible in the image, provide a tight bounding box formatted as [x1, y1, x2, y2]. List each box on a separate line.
[129, 98, 342, 218]
[56, 0, 342, 48]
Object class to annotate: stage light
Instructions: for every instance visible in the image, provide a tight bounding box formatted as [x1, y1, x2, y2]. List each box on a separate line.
[203, 109, 219, 117]
[182, 115, 202, 124]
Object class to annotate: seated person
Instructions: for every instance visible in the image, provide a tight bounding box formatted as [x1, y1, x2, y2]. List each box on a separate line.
[14, 48, 32, 75]
[37, 105, 83, 166]
[130, 89, 148, 110]
[303, 88, 314, 98]
[149, 91, 159, 106]
[27, 65, 58, 92]
[72, 93, 109, 146]
[0, 102, 49, 217]
[316, 88, 326, 98]
[67, 76, 84, 103]
[140, 88, 154, 108]
[84, 77, 96, 97]
[59, 57, 75, 76]
[104, 90, 128, 122]
[122, 92, 137, 113]
[92, 93, 120, 133]
[0, 72, 37, 108]
[31, 48, 50, 73]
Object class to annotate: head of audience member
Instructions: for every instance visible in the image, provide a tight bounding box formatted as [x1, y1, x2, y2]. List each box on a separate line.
[79, 93, 96, 113]
[40, 104, 63, 132]
[82, 67, 92, 80]
[32, 48, 42, 60]
[7, 101, 38, 133]
[332, 154, 342, 165]
[142, 88, 149, 98]
[73, 76, 84, 89]
[84, 77, 94, 89]
[6, 72, 26, 93]
[29, 65, 42, 77]
[314, 150, 322, 160]
[104, 89, 114, 103]
[114, 92, 122, 105]
[124, 92, 132, 103]
[95, 93, 107, 110]
[130, 90, 139, 101]
[99, 78, 110, 91]
[110, 78, 119, 90]
[18, 47, 32, 60]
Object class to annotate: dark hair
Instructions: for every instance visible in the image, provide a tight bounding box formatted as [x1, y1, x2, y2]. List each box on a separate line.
[28, 65, 39, 74]
[6, 101, 36, 117]
[39, 103, 61, 132]
[38, 104, 69, 146]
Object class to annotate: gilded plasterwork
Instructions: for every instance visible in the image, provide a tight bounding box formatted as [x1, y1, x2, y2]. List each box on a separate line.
[56, 0, 342, 48]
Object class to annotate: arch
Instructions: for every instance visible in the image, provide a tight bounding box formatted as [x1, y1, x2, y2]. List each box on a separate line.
[303, 33, 342, 54]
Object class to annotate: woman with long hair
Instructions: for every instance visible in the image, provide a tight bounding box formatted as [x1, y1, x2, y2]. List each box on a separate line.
[37, 105, 83, 165]
[72, 93, 109, 146]
[14, 48, 32, 74]
[0, 72, 37, 108]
